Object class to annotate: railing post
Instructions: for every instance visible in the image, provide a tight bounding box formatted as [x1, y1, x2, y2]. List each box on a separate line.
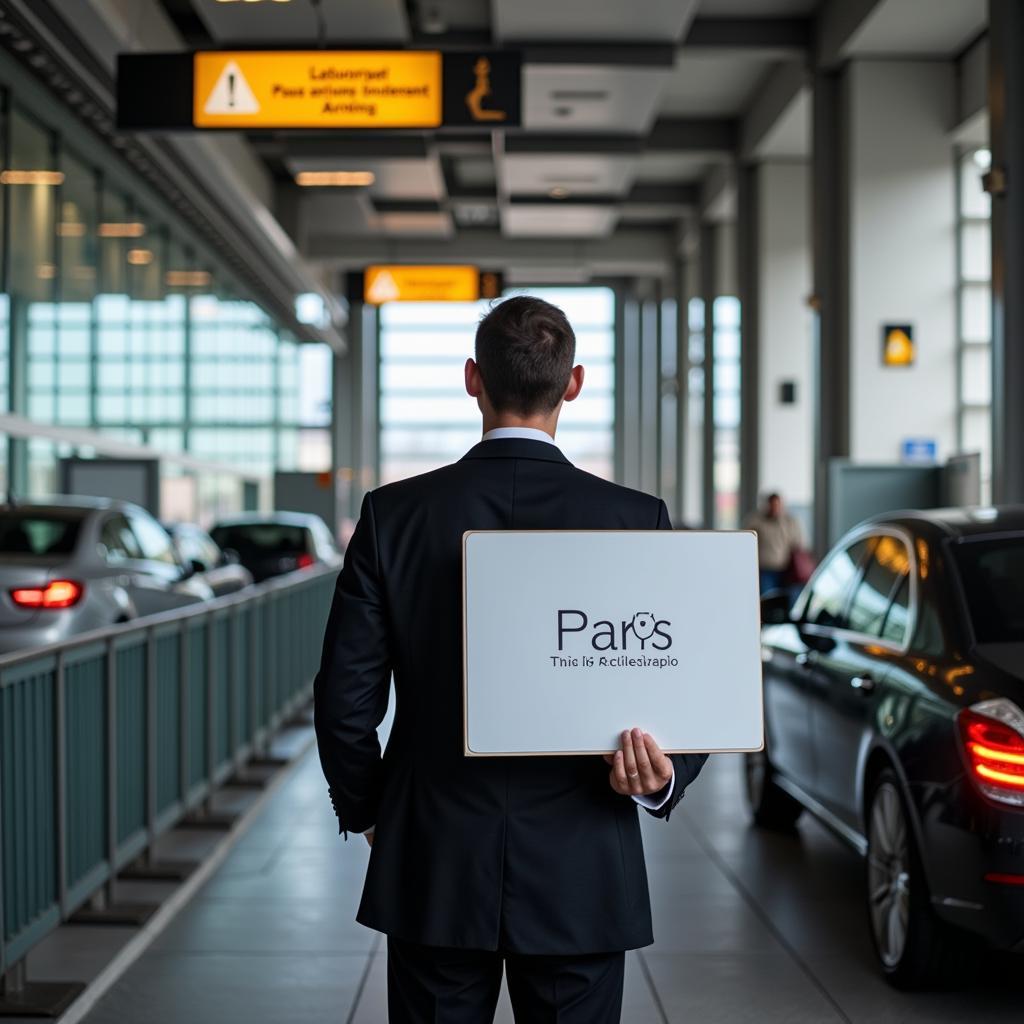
[206, 614, 216, 810]
[0, 667, 6, 977]
[145, 630, 156, 851]
[105, 638, 117, 905]
[55, 652, 68, 917]
[179, 624, 189, 808]
[229, 607, 240, 771]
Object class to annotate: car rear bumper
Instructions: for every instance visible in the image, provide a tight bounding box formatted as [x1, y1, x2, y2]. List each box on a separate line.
[913, 779, 1024, 949]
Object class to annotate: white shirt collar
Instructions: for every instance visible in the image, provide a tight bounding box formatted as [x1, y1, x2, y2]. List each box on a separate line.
[481, 426, 557, 446]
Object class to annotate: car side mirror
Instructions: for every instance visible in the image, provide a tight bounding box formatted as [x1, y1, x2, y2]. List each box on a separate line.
[188, 558, 206, 577]
[760, 591, 792, 626]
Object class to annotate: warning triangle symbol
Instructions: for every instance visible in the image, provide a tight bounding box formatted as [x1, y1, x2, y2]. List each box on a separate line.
[203, 60, 260, 116]
[367, 270, 400, 304]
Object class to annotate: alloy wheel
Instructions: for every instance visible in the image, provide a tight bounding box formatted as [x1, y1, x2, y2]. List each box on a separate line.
[868, 781, 911, 968]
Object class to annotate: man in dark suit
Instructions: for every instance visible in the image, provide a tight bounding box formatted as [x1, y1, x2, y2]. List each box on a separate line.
[315, 296, 708, 1023]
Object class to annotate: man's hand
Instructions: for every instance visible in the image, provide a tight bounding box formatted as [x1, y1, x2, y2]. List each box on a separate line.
[604, 728, 673, 797]
[364, 831, 374, 847]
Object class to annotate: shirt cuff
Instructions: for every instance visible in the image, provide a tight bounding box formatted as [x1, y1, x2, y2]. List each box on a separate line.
[632, 769, 675, 811]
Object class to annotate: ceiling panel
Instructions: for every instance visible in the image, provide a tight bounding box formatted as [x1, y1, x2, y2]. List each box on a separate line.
[284, 155, 446, 201]
[192, 0, 408, 44]
[500, 154, 638, 197]
[494, 0, 700, 42]
[365, 211, 454, 236]
[500, 204, 618, 237]
[524, 65, 672, 133]
[658, 52, 773, 117]
[412, 0, 490, 34]
[847, 0, 986, 56]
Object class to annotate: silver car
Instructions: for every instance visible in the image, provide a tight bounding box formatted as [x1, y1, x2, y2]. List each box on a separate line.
[0, 497, 214, 654]
[165, 522, 254, 597]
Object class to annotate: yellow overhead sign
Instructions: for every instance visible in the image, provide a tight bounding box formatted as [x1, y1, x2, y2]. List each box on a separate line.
[364, 266, 484, 304]
[193, 51, 442, 129]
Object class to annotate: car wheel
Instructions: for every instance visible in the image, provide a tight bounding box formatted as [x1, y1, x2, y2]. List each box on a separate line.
[866, 769, 974, 988]
[744, 748, 803, 828]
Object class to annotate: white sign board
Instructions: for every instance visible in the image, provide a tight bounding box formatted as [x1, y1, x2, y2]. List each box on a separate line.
[463, 530, 764, 756]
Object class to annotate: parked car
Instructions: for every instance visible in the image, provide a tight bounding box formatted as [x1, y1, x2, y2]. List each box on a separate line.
[749, 507, 1024, 988]
[165, 522, 253, 597]
[0, 497, 214, 654]
[209, 512, 342, 583]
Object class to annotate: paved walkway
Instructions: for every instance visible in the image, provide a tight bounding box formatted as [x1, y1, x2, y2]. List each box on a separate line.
[78, 745, 1024, 1023]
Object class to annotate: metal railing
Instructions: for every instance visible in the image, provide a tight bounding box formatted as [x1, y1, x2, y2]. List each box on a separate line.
[0, 566, 336, 979]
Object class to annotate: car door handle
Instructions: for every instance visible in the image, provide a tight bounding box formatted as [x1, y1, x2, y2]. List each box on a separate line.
[850, 674, 877, 694]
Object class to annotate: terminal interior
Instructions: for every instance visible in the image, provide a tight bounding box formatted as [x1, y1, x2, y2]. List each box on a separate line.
[1, 0, 1023, 1021]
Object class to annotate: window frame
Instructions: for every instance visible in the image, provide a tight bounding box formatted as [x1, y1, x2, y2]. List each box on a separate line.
[795, 525, 920, 655]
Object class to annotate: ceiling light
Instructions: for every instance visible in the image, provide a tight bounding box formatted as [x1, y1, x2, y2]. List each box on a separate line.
[57, 222, 86, 237]
[0, 169, 64, 185]
[37, 262, 57, 279]
[549, 187, 569, 199]
[974, 148, 992, 170]
[295, 170, 376, 187]
[166, 270, 211, 287]
[99, 222, 145, 238]
[127, 249, 153, 266]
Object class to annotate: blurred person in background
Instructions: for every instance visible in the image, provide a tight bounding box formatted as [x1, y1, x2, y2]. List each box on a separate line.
[745, 492, 808, 595]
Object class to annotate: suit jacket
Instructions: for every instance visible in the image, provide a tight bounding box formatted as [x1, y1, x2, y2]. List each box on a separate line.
[314, 438, 708, 954]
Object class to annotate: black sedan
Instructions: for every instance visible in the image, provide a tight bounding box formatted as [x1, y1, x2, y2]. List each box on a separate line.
[750, 506, 1024, 988]
[209, 512, 342, 583]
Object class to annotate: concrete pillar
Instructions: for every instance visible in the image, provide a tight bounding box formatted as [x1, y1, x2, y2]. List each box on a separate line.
[757, 162, 813, 530]
[737, 163, 760, 522]
[990, 0, 1024, 502]
[639, 283, 660, 495]
[811, 68, 850, 553]
[699, 224, 716, 528]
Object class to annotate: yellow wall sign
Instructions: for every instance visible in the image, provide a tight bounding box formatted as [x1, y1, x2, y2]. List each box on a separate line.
[193, 51, 442, 129]
[882, 323, 916, 367]
[364, 266, 482, 304]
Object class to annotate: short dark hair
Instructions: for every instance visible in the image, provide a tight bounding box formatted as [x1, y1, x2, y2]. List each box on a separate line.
[474, 296, 576, 415]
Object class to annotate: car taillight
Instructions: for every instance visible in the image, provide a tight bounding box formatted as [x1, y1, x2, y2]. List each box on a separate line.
[10, 579, 84, 609]
[958, 699, 1024, 807]
[296, 553, 315, 569]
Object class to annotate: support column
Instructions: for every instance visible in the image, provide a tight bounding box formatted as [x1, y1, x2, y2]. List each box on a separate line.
[990, 0, 1024, 503]
[614, 281, 642, 489]
[811, 70, 850, 551]
[639, 281, 660, 495]
[674, 258, 689, 525]
[700, 224, 717, 528]
[737, 163, 760, 521]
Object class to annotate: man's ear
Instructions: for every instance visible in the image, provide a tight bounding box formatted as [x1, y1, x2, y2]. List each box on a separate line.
[563, 365, 585, 403]
[465, 357, 483, 398]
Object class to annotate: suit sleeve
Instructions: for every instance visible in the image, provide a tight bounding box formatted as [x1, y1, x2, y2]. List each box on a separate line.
[313, 491, 391, 835]
[647, 498, 709, 820]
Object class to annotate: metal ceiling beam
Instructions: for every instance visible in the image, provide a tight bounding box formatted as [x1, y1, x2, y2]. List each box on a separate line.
[683, 17, 812, 54]
[816, 0, 885, 69]
[647, 118, 738, 154]
[306, 227, 678, 277]
[739, 61, 808, 161]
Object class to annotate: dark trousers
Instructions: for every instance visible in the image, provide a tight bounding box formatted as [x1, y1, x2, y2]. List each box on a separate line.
[386, 937, 625, 1024]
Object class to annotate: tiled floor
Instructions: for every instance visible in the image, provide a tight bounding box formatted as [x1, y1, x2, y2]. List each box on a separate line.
[75, 746, 1024, 1023]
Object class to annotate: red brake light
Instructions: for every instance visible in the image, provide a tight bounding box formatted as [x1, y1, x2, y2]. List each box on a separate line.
[958, 700, 1024, 807]
[10, 579, 84, 609]
[296, 553, 315, 569]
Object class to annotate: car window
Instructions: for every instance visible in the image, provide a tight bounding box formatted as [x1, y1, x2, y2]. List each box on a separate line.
[100, 515, 142, 563]
[129, 513, 177, 565]
[881, 575, 911, 645]
[0, 512, 83, 556]
[847, 535, 911, 637]
[174, 528, 209, 569]
[803, 538, 870, 629]
[211, 523, 308, 555]
[952, 537, 1024, 643]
